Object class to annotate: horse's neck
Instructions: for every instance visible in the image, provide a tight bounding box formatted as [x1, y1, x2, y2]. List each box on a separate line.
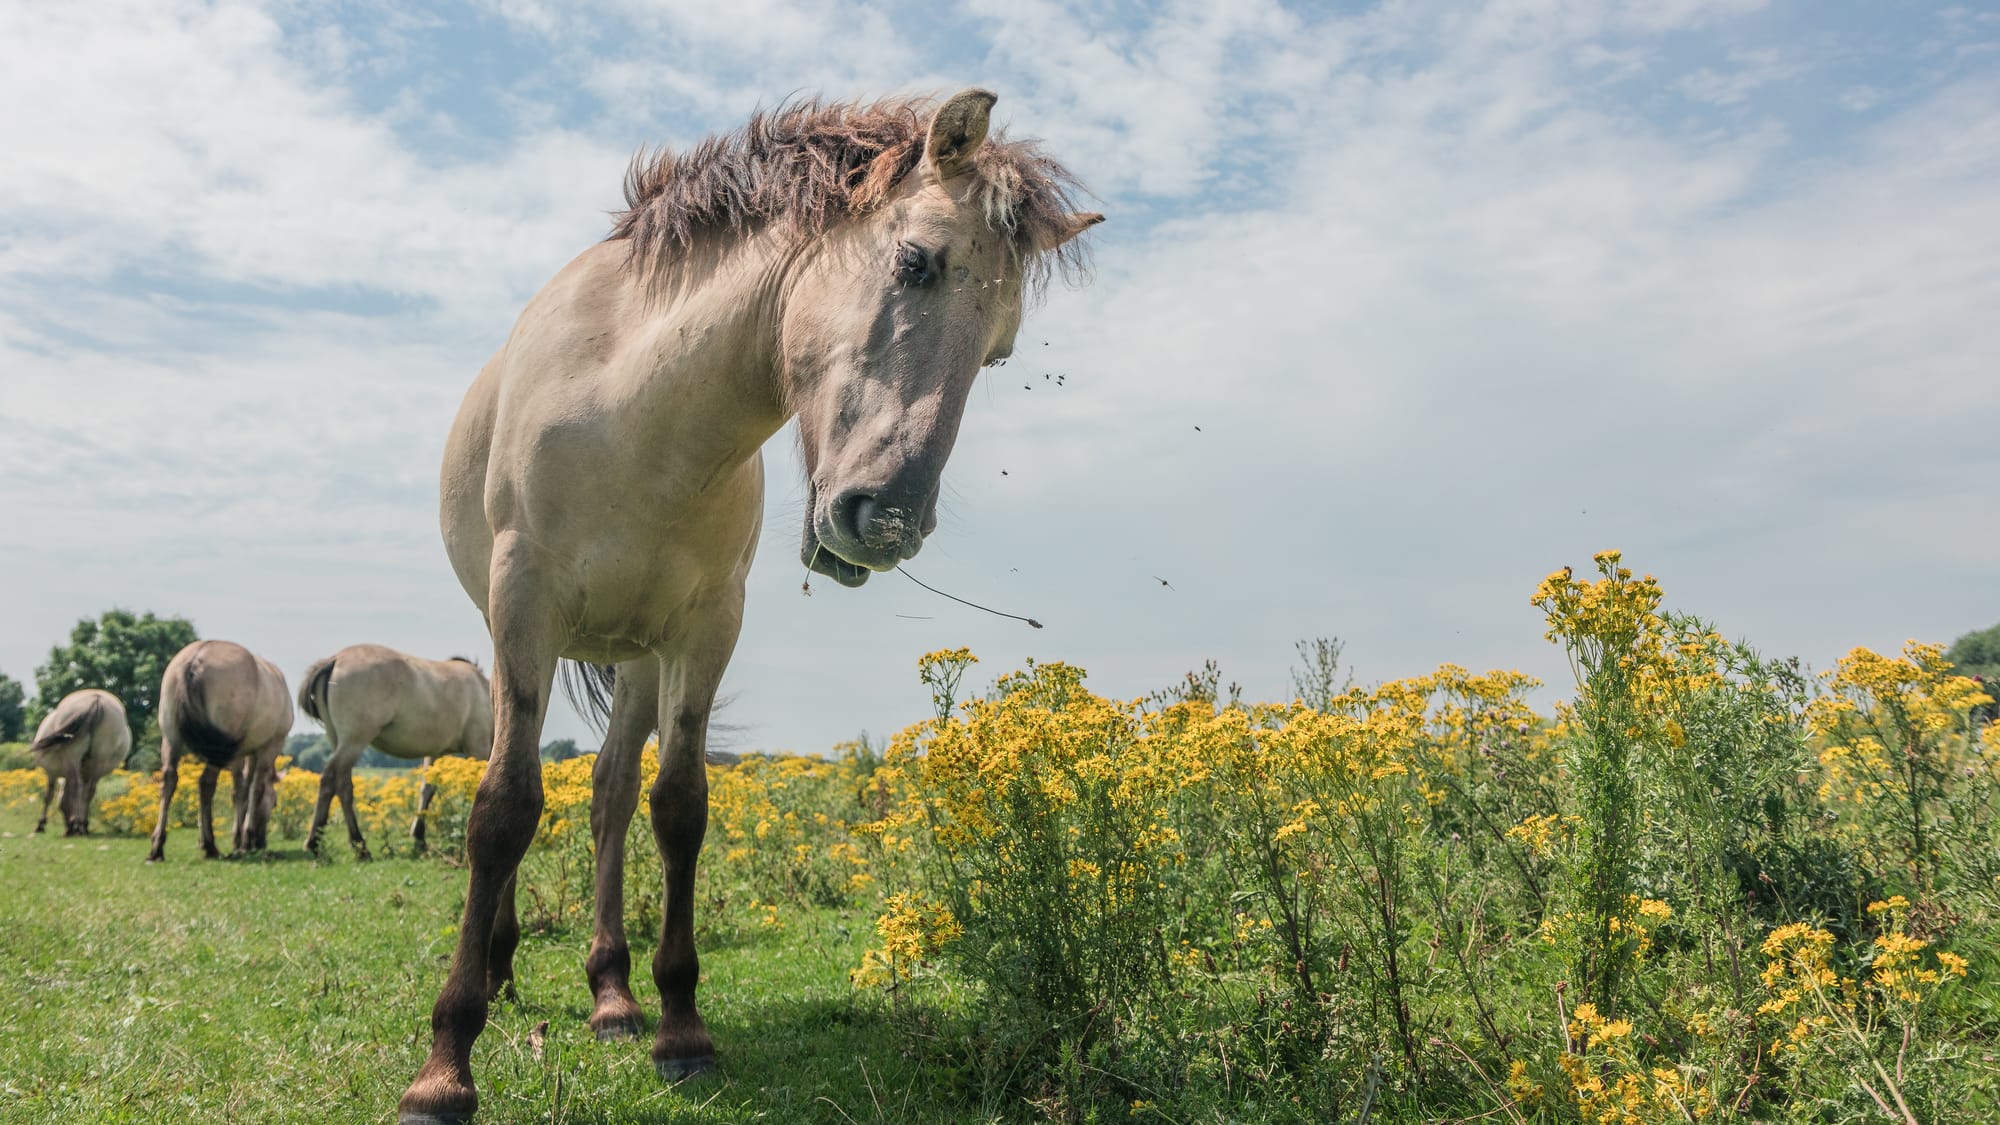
[606, 232, 793, 470]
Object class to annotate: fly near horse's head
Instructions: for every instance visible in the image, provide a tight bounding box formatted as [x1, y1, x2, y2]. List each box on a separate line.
[783, 89, 1101, 586]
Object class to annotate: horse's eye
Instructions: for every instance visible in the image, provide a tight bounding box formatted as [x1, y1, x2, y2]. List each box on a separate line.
[894, 243, 935, 288]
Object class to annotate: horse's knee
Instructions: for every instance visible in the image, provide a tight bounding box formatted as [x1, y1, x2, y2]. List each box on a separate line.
[466, 783, 542, 862]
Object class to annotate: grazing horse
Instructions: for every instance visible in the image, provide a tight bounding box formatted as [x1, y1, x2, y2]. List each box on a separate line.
[398, 90, 1099, 1123]
[146, 640, 293, 862]
[297, 644, 493, 859]
[29, 688, 131, 835]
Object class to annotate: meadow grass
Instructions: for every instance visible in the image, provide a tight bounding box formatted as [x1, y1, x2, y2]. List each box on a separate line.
[0, 810, 969, 1125]
[6, 556, 1999, 1123]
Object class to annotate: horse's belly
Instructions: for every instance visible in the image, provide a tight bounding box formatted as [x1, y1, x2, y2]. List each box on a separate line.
[374, 714, 460, 759]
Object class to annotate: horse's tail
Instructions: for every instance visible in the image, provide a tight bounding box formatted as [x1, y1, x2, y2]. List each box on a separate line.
[558, 661, 617, 735]
[170, 655, 243, 768]
[554, 663, 738, 746]
[298, 656, 336, 725]
[30, 693, 103, 756]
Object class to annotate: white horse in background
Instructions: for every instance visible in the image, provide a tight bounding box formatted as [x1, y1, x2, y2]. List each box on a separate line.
[297, 644, 492, 859]
[147, 640, 291, 861]
[30, 688, 131, 835]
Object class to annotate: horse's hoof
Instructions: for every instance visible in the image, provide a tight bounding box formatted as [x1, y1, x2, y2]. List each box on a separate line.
[588, 991, 645, 1041]
[592, 1016, 643, 1042]
[398, 1072, 477, 1125]
[653, 1055, 716, 1083]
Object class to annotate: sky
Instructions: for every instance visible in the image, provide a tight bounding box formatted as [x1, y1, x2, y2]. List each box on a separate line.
[2, 0, 1997, 754]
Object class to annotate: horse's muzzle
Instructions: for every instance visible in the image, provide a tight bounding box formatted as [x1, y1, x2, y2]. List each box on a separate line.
[808, 488, 930, 581]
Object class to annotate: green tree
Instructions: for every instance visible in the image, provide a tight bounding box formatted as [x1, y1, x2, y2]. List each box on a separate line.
[286, 733, 330, 772]
[32, 610, 198, 757]
[0, 672, 25, 742]
[1946, 622, 2000, 678]
[1946, 622, 2000, 724]
[541, 738, 583, 762]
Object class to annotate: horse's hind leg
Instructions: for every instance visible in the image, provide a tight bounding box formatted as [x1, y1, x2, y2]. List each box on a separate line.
[337, 766, 373, 861]
[307, 760, 340, 857]
[411, 762, 436, 855]
[648, 597, 741, 1081]
[399, 541, 559, 1125]
[196, 762, 222, 860]
[82, 776, 103, 835]
[34, 771, 56, 834]
[146, 741, 180, 862]
[586, 658, 660, 1040]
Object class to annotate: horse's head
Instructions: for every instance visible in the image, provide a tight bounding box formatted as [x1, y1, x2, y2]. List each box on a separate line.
[786, 89, 1100, 586]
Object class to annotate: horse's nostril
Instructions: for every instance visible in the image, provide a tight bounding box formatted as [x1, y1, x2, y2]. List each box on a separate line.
[852, 496, 881, 538]
[831, 490, 875, 542]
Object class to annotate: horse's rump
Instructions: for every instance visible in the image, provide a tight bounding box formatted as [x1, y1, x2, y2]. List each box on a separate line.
[31, 694, 102, 755]
[172, 657, 246, 768]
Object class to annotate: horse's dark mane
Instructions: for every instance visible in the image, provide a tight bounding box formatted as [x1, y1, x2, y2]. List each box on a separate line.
[607, 95, 1090, 295]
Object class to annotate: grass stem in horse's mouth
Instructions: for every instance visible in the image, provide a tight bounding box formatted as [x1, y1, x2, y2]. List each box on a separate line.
[897, 566, 1043, 629]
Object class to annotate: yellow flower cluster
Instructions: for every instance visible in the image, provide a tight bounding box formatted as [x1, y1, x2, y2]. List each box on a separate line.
[1560, 1002, 1713, 1124]
[852, 891, 962, 989]
[1756, 922, 1845, 1055]
[0, 768, 46, 809]
[1540, 896, 1673, 958]
[1532, 550, 1665, 658]
[1506, 812, 1570, 858]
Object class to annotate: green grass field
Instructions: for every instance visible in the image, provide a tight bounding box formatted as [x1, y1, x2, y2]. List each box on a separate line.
[0, 811, 969, 1125]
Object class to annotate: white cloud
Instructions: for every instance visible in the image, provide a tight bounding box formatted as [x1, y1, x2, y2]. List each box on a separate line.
[1676, 49, 1804, 106]
[3, 1, 1996, 755]
[0, 0, 626, 321]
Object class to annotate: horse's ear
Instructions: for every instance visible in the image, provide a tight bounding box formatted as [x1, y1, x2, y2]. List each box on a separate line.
[926, 88, 997, 180]
[1038, 211, 1105, 253]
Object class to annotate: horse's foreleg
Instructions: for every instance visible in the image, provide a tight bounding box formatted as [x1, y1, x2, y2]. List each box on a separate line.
[60, 763, 87, 836]
[228, 763, 251, 853]
[399, 547, 558, 1125]
[337, 766, 372, 861]
[586, 658, 660, 1040]
[245, 742, 281, 853]
[488, 872, 520, 1002]
[34, 771, 57, 834]
[196, 762, 222, 859]
[411, 762, 436, 855]
[648, 600, 741, 1081]
[146, 743, 179, 862]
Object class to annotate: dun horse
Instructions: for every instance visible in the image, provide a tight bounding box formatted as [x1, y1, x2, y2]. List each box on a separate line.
[29, 688, 131, 835]
[297, 644, 493, 859]
[147, 640, 293, 862]
[399, 90, 1099, 1122]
